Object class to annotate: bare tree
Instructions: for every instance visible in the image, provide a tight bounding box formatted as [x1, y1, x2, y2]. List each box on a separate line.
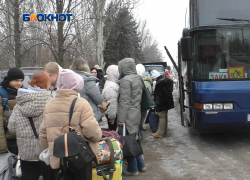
[86, 0, 140, 69]
[138, 19, 163, 62]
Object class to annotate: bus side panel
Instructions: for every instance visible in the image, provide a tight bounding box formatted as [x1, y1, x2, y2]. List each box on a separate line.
[192, 81, 250, 133]
[192, 81, 250, 109]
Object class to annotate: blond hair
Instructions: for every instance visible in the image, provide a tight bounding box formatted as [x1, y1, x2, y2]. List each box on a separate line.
[44, 62, 60, 75]
[70, 58, 90, 73]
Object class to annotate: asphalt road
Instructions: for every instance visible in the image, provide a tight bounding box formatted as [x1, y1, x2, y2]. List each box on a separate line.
[123, 90, 250, 180]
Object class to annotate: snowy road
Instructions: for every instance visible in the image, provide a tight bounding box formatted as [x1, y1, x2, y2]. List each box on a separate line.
[123, 90, 250, 180]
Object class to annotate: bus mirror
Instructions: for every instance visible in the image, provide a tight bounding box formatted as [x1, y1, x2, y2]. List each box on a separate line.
[181, 36, 192, 61]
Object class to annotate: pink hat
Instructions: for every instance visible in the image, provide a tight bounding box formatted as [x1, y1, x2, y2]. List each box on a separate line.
[57, 69, 83, 93]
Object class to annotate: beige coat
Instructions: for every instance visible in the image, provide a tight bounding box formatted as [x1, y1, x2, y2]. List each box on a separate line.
[39, 89, 102, 169]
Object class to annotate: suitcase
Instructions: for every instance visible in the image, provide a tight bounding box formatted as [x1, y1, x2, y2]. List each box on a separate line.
[92, 162, 122, 180]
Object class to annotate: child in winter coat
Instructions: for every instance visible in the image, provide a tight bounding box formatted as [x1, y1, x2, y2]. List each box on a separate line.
[102, 65, 119, 130]
[8, 71, 52, 180]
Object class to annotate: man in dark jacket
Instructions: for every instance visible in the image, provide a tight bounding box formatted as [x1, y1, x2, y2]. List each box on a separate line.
[152, 70, 174, 138]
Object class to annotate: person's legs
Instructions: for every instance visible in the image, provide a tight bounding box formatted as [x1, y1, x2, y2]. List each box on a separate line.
[40, 161, 57, 180]
[123, 157, 139, 176]
[136, 155, 146, 171]
[153, 111, 167, 137]
[106, 115, 117, 131]
[127, 157, 138, 173]
[140, 111, 148, 130]
[164, 111, 168, 136]
[21, 160, 41, 180]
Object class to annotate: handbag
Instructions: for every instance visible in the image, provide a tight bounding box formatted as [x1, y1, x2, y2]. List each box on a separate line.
[28, 117, 43, 156]
[140, 77, 155, 112]
[39, 148, 50, 165]
[118, 124, 142, 159]
[53, 98, 96, 171]
[101, 128, 122, 146]
[15, 154, 22, 177]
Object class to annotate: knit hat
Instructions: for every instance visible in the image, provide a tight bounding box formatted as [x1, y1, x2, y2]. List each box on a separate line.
[151, 70, 161, 79]
[57, 69, 84, 93]
[7, 67, 24, 82]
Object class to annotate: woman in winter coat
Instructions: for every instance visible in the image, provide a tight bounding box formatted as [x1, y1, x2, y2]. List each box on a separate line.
[0, 67, 24, 155]
[44, 62, 62, 97]
[70, 58, 103, 122]
[8, 71, 52, 180]
[102, 65, 119, 130]
[91, 67, 106, 93]
[136, 64, 153, 131]
[39, 69, 102, 180]
[136, 64, 153, 94]
[117, 58, 147, 176]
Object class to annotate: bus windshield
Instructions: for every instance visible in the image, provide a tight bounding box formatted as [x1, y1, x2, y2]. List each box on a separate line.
[145, 66, 164, 72]
[192, 28, 250, 80]
[192, 0, 250, 26]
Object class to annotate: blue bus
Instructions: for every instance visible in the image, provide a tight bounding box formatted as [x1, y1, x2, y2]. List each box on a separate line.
[173, 0, 250, 133]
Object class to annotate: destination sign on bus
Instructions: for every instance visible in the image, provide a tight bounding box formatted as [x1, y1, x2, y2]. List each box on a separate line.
[209, 72, 247, 79]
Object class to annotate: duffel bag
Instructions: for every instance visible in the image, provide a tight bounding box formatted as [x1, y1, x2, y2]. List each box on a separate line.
[94, 137, 122, 166]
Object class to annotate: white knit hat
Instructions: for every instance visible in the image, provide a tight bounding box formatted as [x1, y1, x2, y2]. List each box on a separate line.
[151, 70, 161, 79]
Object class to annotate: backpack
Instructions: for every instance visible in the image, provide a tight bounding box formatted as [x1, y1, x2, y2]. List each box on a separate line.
[0, 86, 11, 117]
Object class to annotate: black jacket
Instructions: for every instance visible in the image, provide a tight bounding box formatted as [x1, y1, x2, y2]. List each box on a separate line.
[154, 75, 174, 112]
[97, 69, 106, 88]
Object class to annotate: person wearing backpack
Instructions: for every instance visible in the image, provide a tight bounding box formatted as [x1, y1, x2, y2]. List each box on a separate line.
[0, 67, 24, 155]
[136, 64, 153, 131]
[8, 71, 52, 180]
[39, 69, 102, 180]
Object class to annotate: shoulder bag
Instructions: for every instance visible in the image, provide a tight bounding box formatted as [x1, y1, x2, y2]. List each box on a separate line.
[140, 77, 155, 112]
[28, 117, 43, 156]
[117, 124, 143, 159]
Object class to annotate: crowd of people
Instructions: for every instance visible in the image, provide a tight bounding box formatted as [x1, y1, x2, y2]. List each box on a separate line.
[0, 58, 174, 180]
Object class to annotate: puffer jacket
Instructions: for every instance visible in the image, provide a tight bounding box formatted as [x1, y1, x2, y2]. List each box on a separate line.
[142, 74, 153, 94]
[136, 64, 153, 94]
[0, 78, 19, 153]
[0, 96, 16, 153]
[102, 65, 119, 119]
[117, 58, 143, 135]
[39, 89, 102, 169]
[74, 71, 103, 122]
[154, 75, 174, 112]
[8, 90, 52, 161]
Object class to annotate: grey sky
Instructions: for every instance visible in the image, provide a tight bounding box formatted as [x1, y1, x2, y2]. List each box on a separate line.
[135, 0, 189, 68]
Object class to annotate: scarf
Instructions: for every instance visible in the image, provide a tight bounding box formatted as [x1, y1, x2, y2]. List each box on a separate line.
[0, 77, 18, 99]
